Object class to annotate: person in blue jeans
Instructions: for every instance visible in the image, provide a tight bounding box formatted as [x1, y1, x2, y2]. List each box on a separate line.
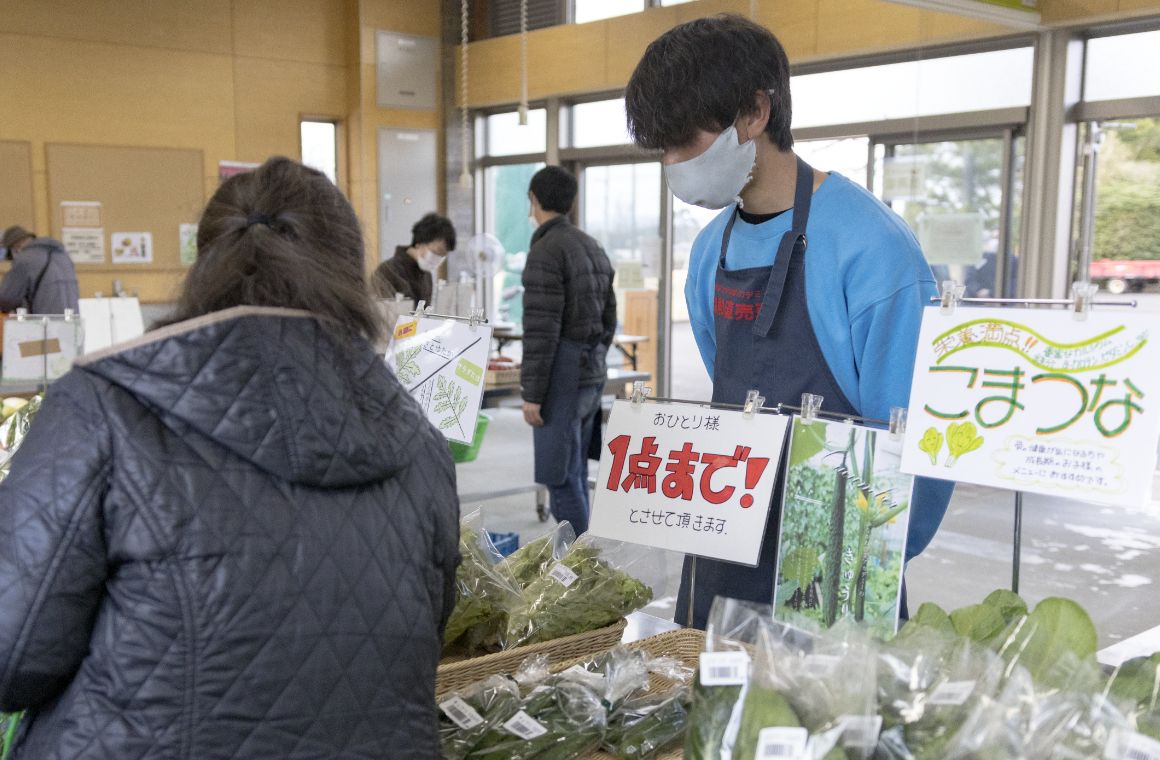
[624, 13, 955, 628]
[520, 166, 617, 534]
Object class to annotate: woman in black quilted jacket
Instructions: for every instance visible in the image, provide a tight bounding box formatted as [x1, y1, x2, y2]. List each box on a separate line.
[0, 157, 460, 759]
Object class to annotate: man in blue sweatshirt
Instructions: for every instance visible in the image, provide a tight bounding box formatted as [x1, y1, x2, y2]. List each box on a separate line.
[624, 14, 954, 629]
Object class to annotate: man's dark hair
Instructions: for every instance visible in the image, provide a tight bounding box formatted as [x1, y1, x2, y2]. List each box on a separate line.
[171, 156, 380, 341]
[624, 14, 793, 152]
[529, 166, 578, 215]
[411, 212, 456, 251]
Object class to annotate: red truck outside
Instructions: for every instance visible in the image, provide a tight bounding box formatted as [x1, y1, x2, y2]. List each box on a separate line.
[1088, 259, 1160, 294]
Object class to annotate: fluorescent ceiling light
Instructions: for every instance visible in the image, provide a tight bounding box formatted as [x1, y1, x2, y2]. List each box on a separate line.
[883, 0, 1043, 30]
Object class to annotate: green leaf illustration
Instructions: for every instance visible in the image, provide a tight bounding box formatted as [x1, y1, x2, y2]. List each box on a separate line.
[395, 346, 422, 385]
[432, 374, 469, 436]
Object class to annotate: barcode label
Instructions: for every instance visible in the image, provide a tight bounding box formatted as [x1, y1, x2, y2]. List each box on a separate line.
[839, 715, 883, 748]
[929, 679, 977, 706]
[548, 563, 579, 587]
[698, 651, 750, 686]
[1107, 728, 1160, 760]
[503, 710, 548, 740]
[439, 696, 484, 729]
[757, 727, 808, 758]
[804, 654, 840, 678]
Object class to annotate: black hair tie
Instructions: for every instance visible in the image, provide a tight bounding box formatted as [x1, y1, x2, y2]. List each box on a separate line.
[246, 213, 276, 228]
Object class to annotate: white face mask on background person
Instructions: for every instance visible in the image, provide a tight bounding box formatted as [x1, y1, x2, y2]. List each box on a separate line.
[417, 247, 444, 273]
[664, 125, 757, 210]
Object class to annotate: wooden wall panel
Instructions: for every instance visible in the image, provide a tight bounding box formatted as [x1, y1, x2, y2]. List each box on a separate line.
[0, 142, 35, 234]
[46, 143, 204, 274]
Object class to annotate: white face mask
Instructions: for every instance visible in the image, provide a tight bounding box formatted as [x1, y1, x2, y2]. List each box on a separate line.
[417, 247, 444, 273]
[664, 125, 757, 210]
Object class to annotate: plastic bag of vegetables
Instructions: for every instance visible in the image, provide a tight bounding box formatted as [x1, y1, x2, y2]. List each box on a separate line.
[0, 394, 42, 481]
[875, 632, 1006, 759]
[604, 689, 690, 759]
[504, 536, 658, 649]
[684, 597, 772, 760]
[443, 510, 522, 655]
[439, 675, 522, 760]
[500, 520, 576, 588]
[466, 676, 608, 759]
[733, 619, 879, 760]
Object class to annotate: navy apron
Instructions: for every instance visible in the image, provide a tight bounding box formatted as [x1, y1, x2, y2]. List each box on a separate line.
[674, 156, 858, 629]
[533, 339, 602, 485]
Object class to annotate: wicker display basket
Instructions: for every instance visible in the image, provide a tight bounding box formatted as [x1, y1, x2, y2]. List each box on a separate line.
[435, 618, 628, 697]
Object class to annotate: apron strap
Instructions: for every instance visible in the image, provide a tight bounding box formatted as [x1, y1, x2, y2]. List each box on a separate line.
[752, 156, 815, 337]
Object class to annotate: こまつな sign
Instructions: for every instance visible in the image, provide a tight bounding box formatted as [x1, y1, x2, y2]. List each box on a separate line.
[901, 306, 1160, 507]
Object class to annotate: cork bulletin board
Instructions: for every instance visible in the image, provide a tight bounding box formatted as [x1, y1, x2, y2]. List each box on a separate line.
[45, 144, 204, 271]
[0, 141, 35, 232]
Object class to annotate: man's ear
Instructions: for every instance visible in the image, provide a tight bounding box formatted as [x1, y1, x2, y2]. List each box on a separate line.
[738, 89, 773, 142]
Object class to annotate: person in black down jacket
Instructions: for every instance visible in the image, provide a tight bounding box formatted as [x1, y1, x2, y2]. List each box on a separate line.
[521, 166, 617, 535]
[0, 157, 460, 760]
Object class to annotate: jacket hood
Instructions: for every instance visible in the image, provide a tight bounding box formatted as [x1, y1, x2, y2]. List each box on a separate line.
[77, 307, 421, 487]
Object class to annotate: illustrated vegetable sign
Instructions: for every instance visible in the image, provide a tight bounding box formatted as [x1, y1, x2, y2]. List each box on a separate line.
[902, 306, 1160, 507]
[384, 315, 492, 445]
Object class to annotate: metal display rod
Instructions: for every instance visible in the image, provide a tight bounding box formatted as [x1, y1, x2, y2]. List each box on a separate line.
[626, 384, 894, 429]
[937, 280, 1139, 594]
[410, 301, 488, 327]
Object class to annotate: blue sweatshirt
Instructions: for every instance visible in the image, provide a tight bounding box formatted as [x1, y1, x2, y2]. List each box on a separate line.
[685, 171, 953, 559]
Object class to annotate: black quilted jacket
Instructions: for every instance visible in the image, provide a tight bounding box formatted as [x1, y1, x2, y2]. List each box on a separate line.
[520, 217, 617, 404]
[0, 307, 460, 759]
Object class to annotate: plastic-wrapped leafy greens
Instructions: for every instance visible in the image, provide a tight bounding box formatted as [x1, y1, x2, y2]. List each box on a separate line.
[0, 393, 43, 481]
[500, 521, 576, 588]
[1024, 690, 1133, 760]
[443, 510, 522, 654]
[938, 662, 1035, 760]
[504, 536, 657, 648]
[604, 690, 690, 759]
[439, 675, 522, 760]
[466, 677, 608, 759]
[875, 632, 1006, 759]
[1106, 653, 1160, 742]
[684, 597, 771, 760]
[734, 619, 879, 760]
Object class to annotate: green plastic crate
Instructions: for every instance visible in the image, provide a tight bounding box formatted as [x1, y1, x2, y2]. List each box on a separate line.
[448, 412, 490, 464]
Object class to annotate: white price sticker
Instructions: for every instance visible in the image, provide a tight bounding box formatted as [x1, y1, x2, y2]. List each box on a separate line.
[839, 715, 883, 749]
[503, 710, 549, 740]
[698, 651, 750, 686]
[929, 680, 978, 706]
[1106, 728, 1160, 760]
[804, 654, 840, 679]
[439, 696, 484, 729]
[757, 727, 809, 758]
[548, 563, 579, 587]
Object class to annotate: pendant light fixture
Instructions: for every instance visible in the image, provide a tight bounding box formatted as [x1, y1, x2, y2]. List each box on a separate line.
[518, 0, 529, 125]
[458, 0, 472, 189]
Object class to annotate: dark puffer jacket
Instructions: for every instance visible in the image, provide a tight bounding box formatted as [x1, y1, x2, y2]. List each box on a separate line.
[0, 307, 460, 759]
[520, 217, 617, 404]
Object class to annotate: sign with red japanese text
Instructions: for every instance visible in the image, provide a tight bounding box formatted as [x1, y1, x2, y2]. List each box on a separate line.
[587, 400, 790, 566]
[773, 418, 913, 638]
[384, 315, 492, 445]
[901, 306, 1160, 507]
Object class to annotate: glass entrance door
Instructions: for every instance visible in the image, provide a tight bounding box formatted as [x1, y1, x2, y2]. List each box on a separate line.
[579, 162, 664, 393]
[874, 134, 1025, 298]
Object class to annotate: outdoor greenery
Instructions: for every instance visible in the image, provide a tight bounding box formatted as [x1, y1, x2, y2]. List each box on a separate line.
[1094, 118, 1160, 261]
